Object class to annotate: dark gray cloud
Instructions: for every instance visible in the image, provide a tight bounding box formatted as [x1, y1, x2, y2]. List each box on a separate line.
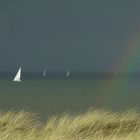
[0, 0, 140, 72]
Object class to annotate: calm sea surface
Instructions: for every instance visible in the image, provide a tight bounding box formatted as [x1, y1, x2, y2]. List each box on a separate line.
[0, 73, 140, 119]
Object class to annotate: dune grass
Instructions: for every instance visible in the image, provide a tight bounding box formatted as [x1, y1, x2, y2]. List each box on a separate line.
[0, 109, 140, 140]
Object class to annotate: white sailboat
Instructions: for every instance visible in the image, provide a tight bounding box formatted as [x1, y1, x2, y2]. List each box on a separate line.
[43, 69, 47, 77]
[13, 67, 21, 82]
[66, 70, 71, 78]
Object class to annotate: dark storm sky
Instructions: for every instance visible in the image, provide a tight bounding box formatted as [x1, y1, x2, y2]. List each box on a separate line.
[0, 0, 140, 72]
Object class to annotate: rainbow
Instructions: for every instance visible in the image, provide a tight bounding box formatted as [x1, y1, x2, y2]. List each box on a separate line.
[116, 31, 140, 75]
[95, 27, 140, 107]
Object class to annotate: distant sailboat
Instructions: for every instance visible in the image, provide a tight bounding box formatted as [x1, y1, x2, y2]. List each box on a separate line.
[43, 69, 47, 77]
[114, 71, 118, 76]
[13, 67, 21, 82]
[66, 70, 71, 78]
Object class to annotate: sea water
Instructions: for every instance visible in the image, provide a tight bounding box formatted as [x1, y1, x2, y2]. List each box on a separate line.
[0, 73, 140, 119]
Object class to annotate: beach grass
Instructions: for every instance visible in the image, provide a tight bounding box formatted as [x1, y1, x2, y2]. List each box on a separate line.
[0, 109, 140, 140]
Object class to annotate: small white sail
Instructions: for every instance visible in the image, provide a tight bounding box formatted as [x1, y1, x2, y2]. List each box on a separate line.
[43, 69, 47, 77]
[66, 70, 71, 78]
[13, 67, 21, 82]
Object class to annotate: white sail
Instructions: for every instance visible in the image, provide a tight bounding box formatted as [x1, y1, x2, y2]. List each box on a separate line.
[66, 70, 71, 78]
[43, 69, 47, 77]
[13, 67, 21, 82]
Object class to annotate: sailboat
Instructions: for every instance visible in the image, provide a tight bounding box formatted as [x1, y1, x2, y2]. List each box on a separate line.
[66, 70, 71, 78]
[114, 71, 118, 76]
[43, 69, 47, 77]
[13, 67, 21, 82]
